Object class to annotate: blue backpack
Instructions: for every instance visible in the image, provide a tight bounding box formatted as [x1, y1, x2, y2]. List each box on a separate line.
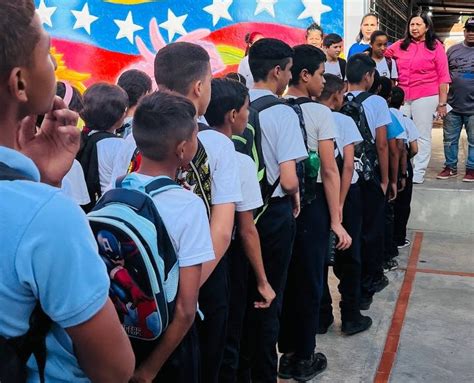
[87, 176, 180, 341]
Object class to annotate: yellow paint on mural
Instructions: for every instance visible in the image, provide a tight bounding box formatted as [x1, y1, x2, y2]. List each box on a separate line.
[217, 45, 244, 66]
[51, 47, 91, 94]
[104, 0, 158, 4]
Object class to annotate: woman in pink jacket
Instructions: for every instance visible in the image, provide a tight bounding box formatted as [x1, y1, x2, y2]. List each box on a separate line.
[386, 11, 450, 183]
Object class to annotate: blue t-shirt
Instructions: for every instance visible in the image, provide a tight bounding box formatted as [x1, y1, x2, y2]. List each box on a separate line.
[0, 147, 110, 382]
[348, 41, 370, 57]
[387, 111, 405, 140]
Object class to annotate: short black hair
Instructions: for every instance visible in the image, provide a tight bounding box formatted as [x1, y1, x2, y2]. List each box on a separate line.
[378, 76, 392, 100]
[117, 69, 152, 108]
[346, 53, 376, 84]
[0, 0, 39, 78]
[248, 38, 294, 83]
[289, 44, 326, 86]
[133, 91, 197, 162]
[389, 86, 405, 109]
[80, 83, 128, 131]
[225, 72, 247, 86]
[306, 22, 324, 37]
[205, 78, 249, 127]
[56, 82, 83, 113]
[370, 30, 388, 44]
[368, 70, 381, 94]
[323, 33, 343, 48]
[319, 73, 345, 101]
[154, 42, 210, 95]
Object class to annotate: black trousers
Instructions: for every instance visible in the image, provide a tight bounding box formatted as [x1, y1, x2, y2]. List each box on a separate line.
[394, 160, 414, 246]
[131, 323, 201, 383]
[220, 239, 249, 383]
[197, 256, 229, 383]
[238, 196, 296, 383]
[320, 184, 363, 322]
[359, 178, 386, 299]
[384, 199, 398, 262]
[279, 184, 329, 359]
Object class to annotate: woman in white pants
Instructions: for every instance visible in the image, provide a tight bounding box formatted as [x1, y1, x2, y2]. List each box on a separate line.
[386, 11, 451, 183]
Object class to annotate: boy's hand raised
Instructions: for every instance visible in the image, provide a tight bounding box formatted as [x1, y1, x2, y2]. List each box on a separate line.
[17, 96, 80, 187]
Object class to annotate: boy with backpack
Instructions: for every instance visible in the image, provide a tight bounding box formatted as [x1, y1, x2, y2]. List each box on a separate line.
[235, 38, 308, 382]
[277, 45, 351, 382]
[367, 31, 398, 82]
[317, 73, 373, 337]
[98, 91, 215, 382]
[77, 83, 128, 212]
[154, 42, 242, 383]
[204, 77, 276, 382]
[323, 33, 346, 79]
[343, 53, 391, 310]
[0, 1, 134, 381]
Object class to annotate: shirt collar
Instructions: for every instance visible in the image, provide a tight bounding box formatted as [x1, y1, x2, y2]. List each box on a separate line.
[0, 146, 40, 181]
[249, 88, 276, 102]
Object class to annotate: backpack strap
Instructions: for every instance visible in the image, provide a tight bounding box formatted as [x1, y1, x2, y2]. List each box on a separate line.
[250, 94, 284, 112]
[338, 57, 346, 79]
[0, 162, 35, 181]
[285, 97, 311, 148]
[145, 177, 180, 195]
[198, 122, 211, 132]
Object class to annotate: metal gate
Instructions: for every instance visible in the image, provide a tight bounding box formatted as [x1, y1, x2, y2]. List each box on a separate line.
[369, 0, 410, 41]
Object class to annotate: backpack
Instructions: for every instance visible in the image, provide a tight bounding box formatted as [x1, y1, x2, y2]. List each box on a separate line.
[285, 97, 321, 207]
[87, 176, 180, 342]
[337, 57, 347, 80]
[340, 92, 380, 183]
[0, 162, 51, 383]
[76, 130, 116, 213]
[232, 95, 284, 220]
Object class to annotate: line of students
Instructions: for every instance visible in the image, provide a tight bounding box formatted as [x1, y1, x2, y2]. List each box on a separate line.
[0, 3, 419, 381]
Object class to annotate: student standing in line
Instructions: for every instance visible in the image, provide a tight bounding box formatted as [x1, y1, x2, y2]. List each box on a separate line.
[323, 33, 346, 79]
[238, 38, 308, 383]
[154, 42, 242, 383]
[367, 31, 398, 82]
[348, 13, 379, 57]
[0, 1, 134, 381]
[278, 45, 352, 382]
[317, 73, 372, 337]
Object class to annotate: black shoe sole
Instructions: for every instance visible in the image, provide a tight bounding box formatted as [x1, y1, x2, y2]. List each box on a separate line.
[277, 371, 294, 379]
[293, 360, 327, 382]
[342, 318, 373, 336]
[317, 318, 334, 334]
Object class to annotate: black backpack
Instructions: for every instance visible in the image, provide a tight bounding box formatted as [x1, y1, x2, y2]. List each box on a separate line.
[232, 95, 285, 220]
[340, 92, 380, 183]
[76, 130, 116, 213]
[0, 162, 51, 383]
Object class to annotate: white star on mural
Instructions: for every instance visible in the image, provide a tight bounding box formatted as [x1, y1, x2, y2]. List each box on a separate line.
[114, 11, 143, 44]
[71, 3, 98, 35]
[297, 0, 332, 24]
[203, 0, 233, 27]
[159, 9, 188, 42]
[36, 0, 56, 27]
[254, 0, 278, 18]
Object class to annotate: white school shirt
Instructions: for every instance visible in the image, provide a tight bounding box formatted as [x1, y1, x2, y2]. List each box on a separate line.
[95, 135, 127, 194]
[346, 91, 392, 139]
[238, 55, 254, 89]
[375, 57, 398, 80]
[389, 108, 409, 140]
[236, 152, 263, 212]
[61, 159, 90, 205]
[108, 134, 137, 191]
[249, 89, 308, 198]
[324, 61, 343, 79]
[402, 116, 420, 143]
[197, 129, 242, 205]
[122, 173, 215, 267]
[332, 112, 363, 184]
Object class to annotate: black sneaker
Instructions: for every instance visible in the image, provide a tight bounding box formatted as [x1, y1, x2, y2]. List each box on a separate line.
[397, 238, 411, 249]
[293, 352, 327, 382]
[373, 275, 389, 293]
[383, 259, 399, 273]
[359, 295, 373, 310]
[342, 314, 373, 335]
[317, 315, 334, 334]
[278, 353, 295, 379]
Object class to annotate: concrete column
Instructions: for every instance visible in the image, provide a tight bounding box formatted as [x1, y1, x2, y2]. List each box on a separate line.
[344, 0, 368, 56]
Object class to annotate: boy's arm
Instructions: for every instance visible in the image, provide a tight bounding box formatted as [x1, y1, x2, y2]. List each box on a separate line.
[399, 142, 408, 192]
[409, 141, 418, 158]
[388, 138, 400, 201]
[200, 203, 235, 286]
[319, 139, 351, 250]
[375, 126, 389, 194]
[237, 210, 275, 309]
[279, 160, 299, 195]
[66, 299, 135, 383]
[340, 144, 355, 208]
[133, 265, 202, 382]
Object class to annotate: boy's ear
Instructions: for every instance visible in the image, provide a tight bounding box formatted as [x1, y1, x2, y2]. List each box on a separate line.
[8, 68, 28, 103]
[176, 140, 187, 162]
[229, 109, 237, 124]
[300, 68, 310, 83]
[192, 79, 202, 99]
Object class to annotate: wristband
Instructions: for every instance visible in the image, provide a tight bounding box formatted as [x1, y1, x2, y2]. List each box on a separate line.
[438, 103, 447, 107]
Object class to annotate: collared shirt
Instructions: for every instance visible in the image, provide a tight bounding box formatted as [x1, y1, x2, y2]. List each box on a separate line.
[385, 39, 451, 101]
[0, 147, 110, 382]
[348, 41, 370, 57]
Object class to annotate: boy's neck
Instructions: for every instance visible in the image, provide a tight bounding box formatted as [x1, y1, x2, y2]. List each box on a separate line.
[137, 157, 178, 180]
[0, 103, 21, 149]
[286, 84, 311, 98]
[126, 106, 136, 118]
[253, 80, 278, 95]
[319, 98, 336, 111]
[213, 124, 232, 139]
[326, 56, 338, 63]
[347, 83, 368, 92]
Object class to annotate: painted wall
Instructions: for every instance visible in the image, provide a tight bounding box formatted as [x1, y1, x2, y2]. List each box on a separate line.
[35, 0, 344, 91]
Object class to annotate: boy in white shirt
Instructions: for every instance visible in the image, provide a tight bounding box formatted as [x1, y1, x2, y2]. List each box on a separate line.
[154, 42, 242, 383]
[317, 73, 372, 336]
[123, 91, 215, 382]
[204, 78, 276, 382]
[367, 31, 398, 82]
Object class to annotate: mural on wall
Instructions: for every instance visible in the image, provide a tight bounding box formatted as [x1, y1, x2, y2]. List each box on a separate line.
[35, 0, 344, 91]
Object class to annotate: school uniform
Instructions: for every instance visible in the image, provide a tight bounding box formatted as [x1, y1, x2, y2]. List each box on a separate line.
[278, 98, 337, 359]
[121, 172, 215, 383]
[220, 152, 263, 383]
[61, 159, 91, 206]
[239, 89, 307, 382]
[375, 57, 398, 80]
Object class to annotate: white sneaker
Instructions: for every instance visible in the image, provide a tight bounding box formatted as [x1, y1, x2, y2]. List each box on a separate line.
[397, 238, 411, 249]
